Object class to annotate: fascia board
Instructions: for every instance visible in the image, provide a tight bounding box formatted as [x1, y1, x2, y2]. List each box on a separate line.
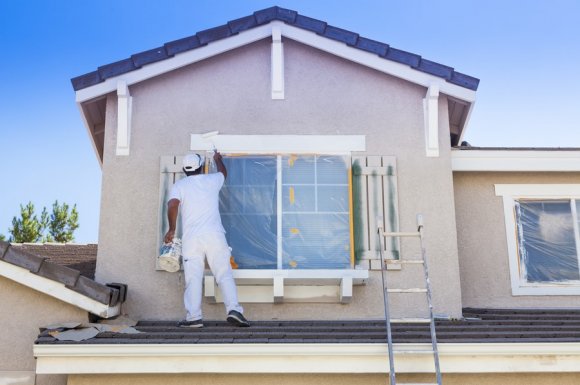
[0, 260, 119, 318]
[452, 150, 580, 171]
[279, 23, 476, 103]
[75, 22, 476, 105]
[77, 102, 103, 167]
[34, 342, 580, 374]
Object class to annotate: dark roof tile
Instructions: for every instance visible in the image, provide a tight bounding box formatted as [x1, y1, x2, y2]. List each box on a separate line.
[72, 7, 479, 92]
[196, 25, 233, 45]
[3, 245, 45, 272]
[164, 35, 203, 56]
[416, 59, 454, 79]
[291, 14, 327, 34]
[0, 241, 10, 259]
[71, 71, 102, 91]
[71, 276, 114, 305]
[254, 6, 297, 25]
[131, 47, 171, 67]
[98, 58, 139, 80]
[37, 261, 80, 287]
[322, 25, 359, 46]
[383, 47, 421, 67]
[227, 15, 258, 34]
[449, 71, 480, 91]
[355, 37, 389, 56]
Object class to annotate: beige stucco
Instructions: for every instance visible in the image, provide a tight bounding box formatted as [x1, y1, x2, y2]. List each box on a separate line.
[454, 171, 580, 308]
[0, 276, 87, 385]
[67, 373, 580, 385]
[95, 37, 463, 321]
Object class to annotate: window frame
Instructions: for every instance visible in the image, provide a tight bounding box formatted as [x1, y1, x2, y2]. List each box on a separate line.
[495, 184, 580, 295]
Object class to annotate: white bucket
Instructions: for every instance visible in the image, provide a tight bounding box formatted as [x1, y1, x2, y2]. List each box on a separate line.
[158, 238, 182, 272]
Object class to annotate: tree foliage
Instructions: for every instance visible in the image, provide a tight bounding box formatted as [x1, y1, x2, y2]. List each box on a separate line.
[9, 202, 48, 243]
[0, 234, 5, 242]
[7, 201, 79, 243]
[46, 201, 79, 243]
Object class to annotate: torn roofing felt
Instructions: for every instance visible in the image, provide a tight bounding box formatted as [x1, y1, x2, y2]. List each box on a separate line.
[71, 6, 479, 92]
[0, 241, 124, 308]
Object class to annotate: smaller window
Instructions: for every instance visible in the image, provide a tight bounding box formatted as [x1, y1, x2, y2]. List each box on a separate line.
[495, 184, 580, 295]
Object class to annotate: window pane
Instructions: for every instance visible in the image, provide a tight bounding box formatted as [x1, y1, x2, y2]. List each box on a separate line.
[318, 186, 349, 212]
[282, 214, 351, 269]
[282, 156, 314, 184]
[317, 156, 348, 184]
[219, 156, 277, 269]
[516, 200, 579, 282]
[282, 185, 315, 212]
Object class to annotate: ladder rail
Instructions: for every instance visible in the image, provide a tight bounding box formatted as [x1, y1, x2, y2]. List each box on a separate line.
[377, 226, 397, 385]
[418, 222, 443, 385]
[377, 215, 442, 385]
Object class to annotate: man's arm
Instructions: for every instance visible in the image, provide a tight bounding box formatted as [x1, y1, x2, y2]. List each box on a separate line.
[213, 150, 227, 180]
[163, 198, 180, 243]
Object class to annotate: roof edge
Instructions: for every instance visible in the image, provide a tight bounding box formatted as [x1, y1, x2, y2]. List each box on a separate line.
[71, 6, 479, 92]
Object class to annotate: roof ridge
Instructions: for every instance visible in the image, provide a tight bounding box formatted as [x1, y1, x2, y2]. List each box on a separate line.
[71, 5, 479, 91]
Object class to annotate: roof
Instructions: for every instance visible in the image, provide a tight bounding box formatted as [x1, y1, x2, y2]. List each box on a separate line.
[35, 308, 580, 345]
[13, 243, 97, 279]
[0, 241, 124, 317]
[71, 6, 479, 92]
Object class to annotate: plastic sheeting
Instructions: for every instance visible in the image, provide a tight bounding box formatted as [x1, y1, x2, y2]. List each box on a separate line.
[216, 155, 351, 269]
[515, 200, 580, 283]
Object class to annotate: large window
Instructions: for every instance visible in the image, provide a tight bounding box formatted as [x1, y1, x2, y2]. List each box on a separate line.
[219, 155, 352, 270]
[496, 184, 580, 295]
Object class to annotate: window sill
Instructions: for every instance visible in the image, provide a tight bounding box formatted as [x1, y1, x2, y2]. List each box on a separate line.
[512, 283, 580, 296]
[204, 269, 368, 304]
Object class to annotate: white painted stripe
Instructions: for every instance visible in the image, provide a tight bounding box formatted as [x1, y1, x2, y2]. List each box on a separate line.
[452, 150, 580, 172]
[190, 134, 366, 154]
[0, 260, 120, 318]
[34, 342, 580, 374]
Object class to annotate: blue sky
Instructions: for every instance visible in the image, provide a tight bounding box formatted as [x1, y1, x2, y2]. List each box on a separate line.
[0, 0, 579, 243]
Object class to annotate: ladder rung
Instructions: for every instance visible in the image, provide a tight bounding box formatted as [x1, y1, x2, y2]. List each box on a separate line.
[385, 260, 424, 264]
[393, 350, 435, 354]
[390, 318, 431, 323]
[387, 288, 427, 293]
[381, 231, 420, 238]
[397, 383, 439, 385]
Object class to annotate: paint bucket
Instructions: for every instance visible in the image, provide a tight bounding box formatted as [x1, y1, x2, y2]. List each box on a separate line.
[158, 238, 182, 272]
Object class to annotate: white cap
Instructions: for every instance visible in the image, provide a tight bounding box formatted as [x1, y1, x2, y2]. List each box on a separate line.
[182, 154, 204, 172]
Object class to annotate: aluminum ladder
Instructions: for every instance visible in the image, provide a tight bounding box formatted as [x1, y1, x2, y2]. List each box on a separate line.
[377, 214, 442, 385]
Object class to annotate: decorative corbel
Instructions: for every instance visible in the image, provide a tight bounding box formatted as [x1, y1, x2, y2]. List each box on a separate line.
[424, 83, 440, 157]
[116, 80, 132, 156]
[271, 26, 285, 100]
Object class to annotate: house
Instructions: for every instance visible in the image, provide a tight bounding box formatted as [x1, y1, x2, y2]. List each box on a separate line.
[2, 5, 580, 385]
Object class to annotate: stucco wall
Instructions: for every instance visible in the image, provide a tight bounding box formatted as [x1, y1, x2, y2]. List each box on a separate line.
[95, 37, 462, 320]
[68, 373, 580, 385]
[0, 276, 87, 385]
[454, 171, 580, 308]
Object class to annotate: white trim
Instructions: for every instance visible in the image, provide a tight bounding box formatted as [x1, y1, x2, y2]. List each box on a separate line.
[0, 371, 35, 385]
[77, 103, 103, 167]
[34, 342, 580, 374]
[76, 22, 476, 104]
[452, 150, 580, 172]
[271, 26, 284, 99]
[190, 134, 366, 154]
[204, 269, 368, 303]
[423, 83, 440, 157]
[495, 184, 580, 295]
[75, 24, 274, 103]
[116, 80, 132, 156]
[0, 259, 120, 318]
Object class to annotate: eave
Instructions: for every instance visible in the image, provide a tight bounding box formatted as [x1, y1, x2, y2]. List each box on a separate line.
[451, 148, 580, 172]
[34, 342, 580, 374]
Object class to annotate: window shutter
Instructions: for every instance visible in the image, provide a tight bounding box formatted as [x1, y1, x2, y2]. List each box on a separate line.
[352, 156, 400, 269]
[157, 156, 185, 270]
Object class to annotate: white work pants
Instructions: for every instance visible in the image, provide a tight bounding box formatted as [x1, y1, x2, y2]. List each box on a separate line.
[182, 232, 243, 321]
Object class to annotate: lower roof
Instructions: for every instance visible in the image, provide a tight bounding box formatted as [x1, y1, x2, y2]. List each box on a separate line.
[33, 308, 580, 375]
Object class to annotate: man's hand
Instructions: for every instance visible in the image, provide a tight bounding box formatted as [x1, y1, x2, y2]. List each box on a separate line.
[164, 229, 175, 244]
[213, 150, 228, 179]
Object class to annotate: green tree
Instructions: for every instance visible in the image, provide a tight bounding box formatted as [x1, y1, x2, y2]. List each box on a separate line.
[46, 201, 79, 243]
[9, 202, 49, 243]
[0, 234, 5, 242]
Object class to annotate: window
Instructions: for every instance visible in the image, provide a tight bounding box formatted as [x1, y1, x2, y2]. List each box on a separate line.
[218, 155, 352, 270]
[495, 184, 580, 295]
